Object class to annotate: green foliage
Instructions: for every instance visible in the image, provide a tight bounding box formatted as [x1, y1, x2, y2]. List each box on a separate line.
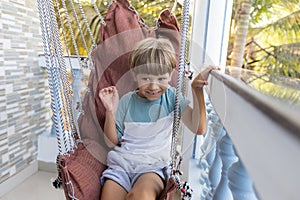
[54, 0, 106, 55]
[228, 0, 300, 79]
[130, 0, 182, 27]
[53, 0, 182, 56]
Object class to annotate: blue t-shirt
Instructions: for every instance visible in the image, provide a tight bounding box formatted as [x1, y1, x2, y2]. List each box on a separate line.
[116, 86, 190, 139]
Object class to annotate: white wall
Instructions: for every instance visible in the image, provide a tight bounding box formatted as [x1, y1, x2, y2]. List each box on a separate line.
[0, 0, 51, 196]
[189, 0, 233, 72]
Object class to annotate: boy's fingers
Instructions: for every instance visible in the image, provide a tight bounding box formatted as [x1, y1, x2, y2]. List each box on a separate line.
[208, 65, 221, 72]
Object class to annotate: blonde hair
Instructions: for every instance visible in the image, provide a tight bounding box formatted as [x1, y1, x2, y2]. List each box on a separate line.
[129, 37, 176, 75]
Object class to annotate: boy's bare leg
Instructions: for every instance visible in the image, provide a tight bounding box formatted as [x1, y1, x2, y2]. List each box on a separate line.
[101, 179, 127, 200]
[127, 172, 164, 200]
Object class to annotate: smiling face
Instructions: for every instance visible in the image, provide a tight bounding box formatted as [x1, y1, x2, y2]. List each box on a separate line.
[129, 38, 177, 101]
[134, 72, 172, 101]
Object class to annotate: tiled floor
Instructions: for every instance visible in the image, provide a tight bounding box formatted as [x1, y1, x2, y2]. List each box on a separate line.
[0, 171, 65, 200]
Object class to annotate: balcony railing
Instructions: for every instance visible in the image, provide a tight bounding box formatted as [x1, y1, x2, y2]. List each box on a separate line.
[193, 67, 300, 200]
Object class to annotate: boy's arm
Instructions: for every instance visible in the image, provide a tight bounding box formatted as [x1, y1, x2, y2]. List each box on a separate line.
[182, 66, 220, 135]
[181, 87, 206, 135]
[103, 111, 119, 147]
[99, 86, 120, 147]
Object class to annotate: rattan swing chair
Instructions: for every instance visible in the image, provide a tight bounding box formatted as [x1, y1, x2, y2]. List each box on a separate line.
[36, 0, 193, 199]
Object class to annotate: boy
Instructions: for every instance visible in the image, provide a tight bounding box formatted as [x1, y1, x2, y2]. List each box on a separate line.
[99, 37, 219, 200]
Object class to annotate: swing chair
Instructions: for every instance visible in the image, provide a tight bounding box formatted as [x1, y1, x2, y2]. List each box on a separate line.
[37, 0, 193, 199]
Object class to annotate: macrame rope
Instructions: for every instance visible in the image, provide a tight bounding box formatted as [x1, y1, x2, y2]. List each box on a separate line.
[78, 1, 97, 46]
[68, 0, 93, 69]
[91, 0, 106, 26]
[54, 0, 78, 126]
[56, 0, 87, 121]
[76, 0, 99, 70]
[60, 0, 83, 69]
[37, 0, 65, 155]
[37, 1, 66, 186]
[48, 0, 78, 150]
[171, 0, 190, 168]
[37, 0, 86, 191]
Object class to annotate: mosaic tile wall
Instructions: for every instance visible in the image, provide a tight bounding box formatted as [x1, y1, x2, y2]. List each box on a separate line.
[0, 0, 51, 183]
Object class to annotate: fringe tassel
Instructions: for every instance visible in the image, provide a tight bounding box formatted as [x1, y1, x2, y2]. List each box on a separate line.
[52, 176, 63, 189]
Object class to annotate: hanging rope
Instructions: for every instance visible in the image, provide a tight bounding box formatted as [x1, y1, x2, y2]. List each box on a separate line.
[60, 0, 83, 69]
[48, 0, 78, 151]
[168, 0, 193, 199]
[54, 0, 74, 69]
[91, 0, 106, 26]
[54, 0, 81, 129]
[58, 0, 97, 120]
[77, 1, 97, 47]
[38, 0, 66, 155]
[38, 0, 80, 153]
[171, 0, 191, 168]
[67, 0, 94, 69]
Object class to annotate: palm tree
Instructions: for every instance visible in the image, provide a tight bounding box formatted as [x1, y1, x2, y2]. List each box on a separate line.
[248, 6, 300, 78]
[227, 0, 300, 104]
[228, 0, 300, 79]
[230, 0, 252, 69]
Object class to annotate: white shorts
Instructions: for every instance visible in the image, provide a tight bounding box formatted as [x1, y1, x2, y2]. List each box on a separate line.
[100, 167, 169, 192]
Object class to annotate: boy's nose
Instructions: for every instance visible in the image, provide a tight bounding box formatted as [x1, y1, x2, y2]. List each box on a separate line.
[148, 81, 159, 90]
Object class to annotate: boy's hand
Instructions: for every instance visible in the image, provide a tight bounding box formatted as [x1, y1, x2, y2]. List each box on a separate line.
[192, 65, 220, 89]
[99, 86, 119, 113]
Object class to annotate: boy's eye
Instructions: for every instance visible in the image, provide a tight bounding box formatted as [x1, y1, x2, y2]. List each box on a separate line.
[158, 77, 167, 81]
[141, 77, 150, 81]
